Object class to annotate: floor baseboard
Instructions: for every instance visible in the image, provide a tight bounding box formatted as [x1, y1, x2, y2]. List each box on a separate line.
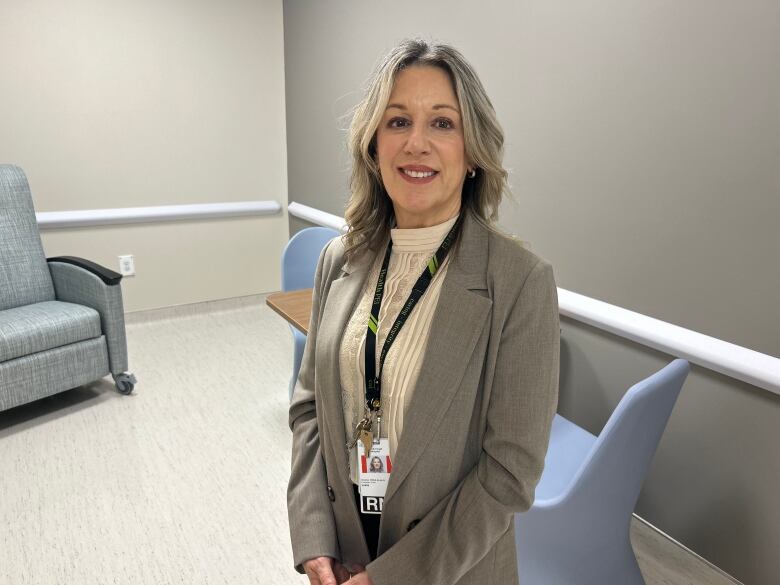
[632, 513, 743, 585]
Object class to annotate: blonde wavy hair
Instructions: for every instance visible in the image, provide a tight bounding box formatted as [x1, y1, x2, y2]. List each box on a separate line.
[342, 38, 513, 265]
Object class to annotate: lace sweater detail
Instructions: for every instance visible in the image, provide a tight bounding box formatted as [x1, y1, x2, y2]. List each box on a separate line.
[339, 214, 457, 485]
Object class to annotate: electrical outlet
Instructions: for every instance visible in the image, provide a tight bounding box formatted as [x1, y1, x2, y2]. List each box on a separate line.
[118, 255, 135, 276]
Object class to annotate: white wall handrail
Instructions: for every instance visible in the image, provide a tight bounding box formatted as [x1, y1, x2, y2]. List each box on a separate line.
[37, 201, 281, 229]
[557, 289, 780, 394]
[287, 202, 347, 232]
[289, 201, 780, 395]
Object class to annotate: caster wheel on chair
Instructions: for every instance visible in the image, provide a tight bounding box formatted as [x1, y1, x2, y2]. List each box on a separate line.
[114, 372, 137, 395]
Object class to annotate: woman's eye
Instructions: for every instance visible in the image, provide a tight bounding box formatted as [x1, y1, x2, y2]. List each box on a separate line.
[388, 117, 409, 128]
[434, 118, 454, 129]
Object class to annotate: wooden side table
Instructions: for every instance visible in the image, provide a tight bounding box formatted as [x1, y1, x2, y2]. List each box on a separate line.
[265, 289, 313, 335]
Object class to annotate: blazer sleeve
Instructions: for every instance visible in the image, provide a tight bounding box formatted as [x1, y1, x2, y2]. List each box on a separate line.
[287, 237, 340, 574]
[365, 258, 560, 585]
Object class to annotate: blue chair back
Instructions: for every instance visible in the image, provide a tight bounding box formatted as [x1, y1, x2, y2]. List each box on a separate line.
[282, 227, 340, 292]
[515, 359, 690, 585]
[281, 226, 340, 402]
[555, 359, 690, 525]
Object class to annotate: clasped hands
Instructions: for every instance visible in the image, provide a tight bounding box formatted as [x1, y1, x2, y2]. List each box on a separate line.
[303, 556, 375, 585]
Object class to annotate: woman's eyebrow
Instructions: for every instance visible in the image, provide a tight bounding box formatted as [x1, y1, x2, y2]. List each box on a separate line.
[386, 103, 460, 114]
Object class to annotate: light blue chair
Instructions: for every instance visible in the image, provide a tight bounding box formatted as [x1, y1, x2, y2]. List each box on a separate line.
[515, 358, 690, 585]
[281, 226, 339, 401]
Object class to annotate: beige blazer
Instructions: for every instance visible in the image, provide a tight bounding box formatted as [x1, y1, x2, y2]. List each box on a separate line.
[287, 208, 560, 585]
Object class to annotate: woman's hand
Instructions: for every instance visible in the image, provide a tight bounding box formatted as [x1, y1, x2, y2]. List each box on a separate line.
[302, 556, 351, 584]
[344, 569, 374, 585]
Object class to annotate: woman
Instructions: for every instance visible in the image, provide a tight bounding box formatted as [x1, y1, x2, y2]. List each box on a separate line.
[287, 38, 559, 585]
[369, 457, 384, 473]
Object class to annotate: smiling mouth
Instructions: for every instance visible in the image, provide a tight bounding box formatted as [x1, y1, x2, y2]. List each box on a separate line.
[398, 169, 438, 185]
[400, 168, 438, 178]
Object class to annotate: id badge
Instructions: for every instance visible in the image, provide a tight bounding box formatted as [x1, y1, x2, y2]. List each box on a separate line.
[357, 438, 392, 515]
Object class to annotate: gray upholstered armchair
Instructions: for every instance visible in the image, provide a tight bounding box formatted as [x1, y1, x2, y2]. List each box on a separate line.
[0, 164, 136, 412]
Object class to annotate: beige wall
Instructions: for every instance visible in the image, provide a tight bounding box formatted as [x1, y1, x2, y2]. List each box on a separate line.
[0, 0, 288, 311]
[282, 1, 780, 583]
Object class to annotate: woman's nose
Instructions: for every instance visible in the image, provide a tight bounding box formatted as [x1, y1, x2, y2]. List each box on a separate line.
[404, 124, 431, 155]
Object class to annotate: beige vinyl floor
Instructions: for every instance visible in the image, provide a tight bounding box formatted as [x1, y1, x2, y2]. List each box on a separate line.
[0, 294, 740, 585]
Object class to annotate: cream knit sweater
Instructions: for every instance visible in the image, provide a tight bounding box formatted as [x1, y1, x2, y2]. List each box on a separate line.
[339, 213, 458, 485]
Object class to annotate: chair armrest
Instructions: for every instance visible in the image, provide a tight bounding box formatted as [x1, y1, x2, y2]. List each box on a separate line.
[47, 257, 129, 375]
[47, 256, 123, 286]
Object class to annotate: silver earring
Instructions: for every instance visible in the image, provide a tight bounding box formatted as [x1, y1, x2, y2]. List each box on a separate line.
[468, 168, 476, 179]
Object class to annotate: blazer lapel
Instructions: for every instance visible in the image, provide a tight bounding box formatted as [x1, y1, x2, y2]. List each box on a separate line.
[383, 209, 492, 504]
[316, 239, 376, 494]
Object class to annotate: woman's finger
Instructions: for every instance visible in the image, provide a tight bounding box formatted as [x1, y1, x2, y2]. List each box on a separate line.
[344, 571, 374, 585]
[303, 557, 338, 585]
[302, 570, 320, 585]
[332, 561, 351, 584]
[303, 568, 321, 585]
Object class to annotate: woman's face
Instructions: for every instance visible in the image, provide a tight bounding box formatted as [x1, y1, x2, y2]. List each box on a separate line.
[371, 458, 381, 470]
[375, 65, 468, 229]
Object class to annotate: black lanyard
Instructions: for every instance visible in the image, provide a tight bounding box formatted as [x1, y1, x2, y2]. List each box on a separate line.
[363, 211, 464, 413]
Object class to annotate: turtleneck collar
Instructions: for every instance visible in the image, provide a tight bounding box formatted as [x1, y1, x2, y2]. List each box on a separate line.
[390, 211, 460, 253]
